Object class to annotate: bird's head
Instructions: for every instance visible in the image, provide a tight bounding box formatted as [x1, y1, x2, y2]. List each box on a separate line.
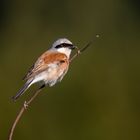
[51, 38, 76, 58]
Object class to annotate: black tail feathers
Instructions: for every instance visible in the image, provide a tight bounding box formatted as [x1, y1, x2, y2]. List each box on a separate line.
[12, 80, 32, 101]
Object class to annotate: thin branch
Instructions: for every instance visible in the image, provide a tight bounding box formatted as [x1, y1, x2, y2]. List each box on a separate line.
[8, 85, 44, 140]
[8, 35, 99, 140]
[70, 34, 100, 62]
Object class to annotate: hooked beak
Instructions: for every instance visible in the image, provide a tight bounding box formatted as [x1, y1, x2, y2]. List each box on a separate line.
[72, 45, 78, 50]
[70, 45, 76, 50]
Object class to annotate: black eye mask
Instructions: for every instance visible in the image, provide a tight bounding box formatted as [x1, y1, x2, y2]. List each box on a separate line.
[55, 43, 74, 49]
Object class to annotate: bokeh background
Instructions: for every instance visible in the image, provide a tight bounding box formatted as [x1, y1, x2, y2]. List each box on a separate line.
[1, 0, 140, 140]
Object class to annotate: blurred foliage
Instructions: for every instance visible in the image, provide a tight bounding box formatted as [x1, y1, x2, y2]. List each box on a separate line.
[0, 0, 140, 140]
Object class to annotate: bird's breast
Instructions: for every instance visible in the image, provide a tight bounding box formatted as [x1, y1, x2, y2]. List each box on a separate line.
[32, 61, 69, 86]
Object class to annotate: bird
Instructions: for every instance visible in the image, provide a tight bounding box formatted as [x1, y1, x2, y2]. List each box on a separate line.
[12, 38, 77, 101]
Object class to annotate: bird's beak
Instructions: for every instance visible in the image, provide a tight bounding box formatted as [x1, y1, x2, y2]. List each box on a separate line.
[70, 45, 80, 54]
[71, 45, 76, 50]
[72, 45, 78, 50]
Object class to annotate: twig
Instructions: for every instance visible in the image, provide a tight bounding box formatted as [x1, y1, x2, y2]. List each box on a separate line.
[8, 85, 44, 140]
[70, 34, 100, 62]
[8, 35, 99, 140]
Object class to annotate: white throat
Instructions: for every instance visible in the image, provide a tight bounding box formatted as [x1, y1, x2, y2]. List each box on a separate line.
[57, 48, 72, 58]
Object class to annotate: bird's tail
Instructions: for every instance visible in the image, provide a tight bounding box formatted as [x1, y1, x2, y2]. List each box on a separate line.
[12, 79, 33, 101]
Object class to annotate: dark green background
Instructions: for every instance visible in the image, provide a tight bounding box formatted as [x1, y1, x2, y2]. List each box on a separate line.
[1, 0, 140, 140]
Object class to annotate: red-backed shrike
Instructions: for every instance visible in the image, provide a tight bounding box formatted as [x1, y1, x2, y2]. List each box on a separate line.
[12, 38, 76, 101]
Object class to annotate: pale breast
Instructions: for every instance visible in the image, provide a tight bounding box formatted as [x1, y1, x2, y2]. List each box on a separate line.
[44, 61, 69, 86]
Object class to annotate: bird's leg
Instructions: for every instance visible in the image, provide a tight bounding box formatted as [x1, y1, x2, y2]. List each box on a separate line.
[39, 84, 45, 89]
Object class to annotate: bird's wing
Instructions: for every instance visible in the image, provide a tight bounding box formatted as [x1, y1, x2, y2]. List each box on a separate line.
[23, 51, 68, 80]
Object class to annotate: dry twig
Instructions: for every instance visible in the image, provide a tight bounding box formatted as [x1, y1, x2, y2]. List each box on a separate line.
[70, 34, 99, 62]
[8, 85, 44, 140]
